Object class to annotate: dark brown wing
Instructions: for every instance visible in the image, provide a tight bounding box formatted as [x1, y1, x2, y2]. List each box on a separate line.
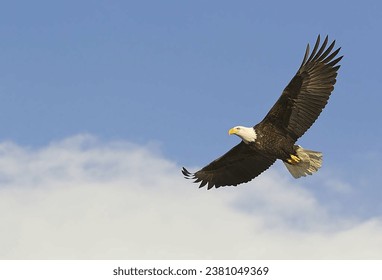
[182, 142, 276, 189]
[261, 35, 343, 140]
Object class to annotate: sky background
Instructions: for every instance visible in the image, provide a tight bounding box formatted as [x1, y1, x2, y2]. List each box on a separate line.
[1, 0, 382, 259]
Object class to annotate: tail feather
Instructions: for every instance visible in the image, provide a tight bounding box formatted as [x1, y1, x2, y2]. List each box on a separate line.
[284, 146, 322, 178]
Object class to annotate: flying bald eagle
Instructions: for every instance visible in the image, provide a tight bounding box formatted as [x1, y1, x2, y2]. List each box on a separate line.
[182, 35, 343, 189]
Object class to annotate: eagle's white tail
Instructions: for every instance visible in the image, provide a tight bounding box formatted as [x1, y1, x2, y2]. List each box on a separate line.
[283, 146, 322, 178]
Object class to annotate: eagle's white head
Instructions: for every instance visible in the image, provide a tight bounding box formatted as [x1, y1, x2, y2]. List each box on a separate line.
[228, 126, 257, 143]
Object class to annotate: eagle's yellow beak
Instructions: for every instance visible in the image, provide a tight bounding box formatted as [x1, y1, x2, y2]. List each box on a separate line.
[228, 127, 237, 135]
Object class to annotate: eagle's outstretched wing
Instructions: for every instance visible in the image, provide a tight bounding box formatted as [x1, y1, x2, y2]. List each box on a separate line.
[182, 142, 276, 189]
[261, 35, 343, 140]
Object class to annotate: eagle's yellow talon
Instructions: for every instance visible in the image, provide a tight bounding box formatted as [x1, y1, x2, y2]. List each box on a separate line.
[287, 154, 300, 164]
[291, 154, 300, 163]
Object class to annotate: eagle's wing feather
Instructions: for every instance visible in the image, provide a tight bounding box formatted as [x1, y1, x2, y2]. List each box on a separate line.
[261, 35, 343, 140]
[182, 142, 276, 189]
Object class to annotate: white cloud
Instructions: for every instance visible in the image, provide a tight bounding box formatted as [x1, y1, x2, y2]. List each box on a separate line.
[0, 134, 382, 259]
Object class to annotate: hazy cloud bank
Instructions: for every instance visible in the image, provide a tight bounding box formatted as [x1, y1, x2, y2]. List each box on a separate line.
[0, 135, 381, 259]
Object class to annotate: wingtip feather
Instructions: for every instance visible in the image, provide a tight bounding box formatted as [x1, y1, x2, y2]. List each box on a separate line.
[181, 167, 193, 178]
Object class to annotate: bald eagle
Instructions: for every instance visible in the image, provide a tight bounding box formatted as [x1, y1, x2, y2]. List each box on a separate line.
[182, 35, 343, 189]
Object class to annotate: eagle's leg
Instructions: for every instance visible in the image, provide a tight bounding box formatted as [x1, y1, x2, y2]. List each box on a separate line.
[287, 154, 301, 164]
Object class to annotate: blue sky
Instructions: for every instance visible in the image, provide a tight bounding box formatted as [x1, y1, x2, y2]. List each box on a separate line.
[1, 0, 382, 259]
